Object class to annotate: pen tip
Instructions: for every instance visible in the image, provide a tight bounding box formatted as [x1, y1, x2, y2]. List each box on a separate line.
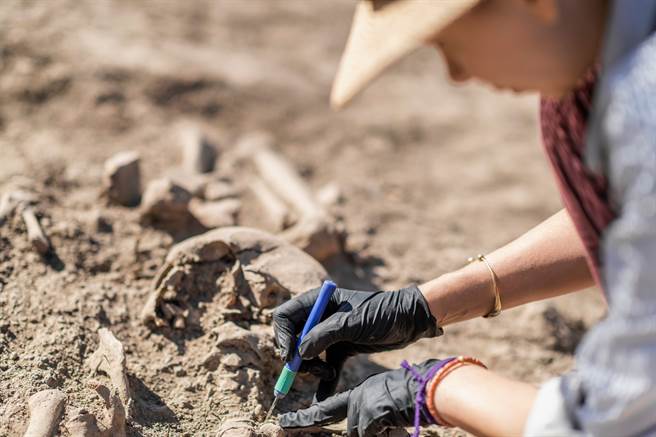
[264, 396, 279, 422]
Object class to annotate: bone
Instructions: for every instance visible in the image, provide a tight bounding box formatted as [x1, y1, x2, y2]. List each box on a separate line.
[249, 177, 291, 231]
[103, 151, 141, 207]
[281, 216, 342, 262]
[257, 423, 284, 437]
[203, 179, 239, 201]
[188, 198, 240, 229]
[1, 189, 38, 225]
[139, 177, 194, 234]
[93, 384, 127, 437]
[167, 168, 212, 197]
[240, 132, 322, 219]
[86, 329, 132, 418]
[23, 389, 66, 437]
[21, 207, 50, 255]
[216, 417, 256, 437]
[0, 192, 17, 225]
[141, 226, 327, 328]
[65, 409, 102, 437]
[180, 126, 218, 174]
[239, 132, 342, 260]
[316, 182, 343, 208]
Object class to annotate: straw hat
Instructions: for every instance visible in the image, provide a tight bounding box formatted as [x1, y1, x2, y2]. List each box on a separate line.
[331, 0, 478, 109]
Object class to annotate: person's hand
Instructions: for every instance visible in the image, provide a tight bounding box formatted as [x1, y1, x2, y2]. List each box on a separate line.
[272, 285, 442, 399]
[279, 359, 442, 436]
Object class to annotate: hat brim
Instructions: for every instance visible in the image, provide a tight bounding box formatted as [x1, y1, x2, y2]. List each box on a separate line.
[331, 0, 478, 110]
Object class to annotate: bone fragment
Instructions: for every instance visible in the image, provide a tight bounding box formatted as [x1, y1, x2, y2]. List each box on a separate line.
[21, 207, 50, 255]
[316, 182, 343, 208]
[140, 177, 194, 234]
[93, 384, 127, 437]
[1, 190, 37, 225]
[0, 192, 15, 225]
[241, 132, 322, 219]
[239, 132, 342, 260]
[87, 329, 132, 417]
[188, 198, 240, 229]
[103, 151, 141, 207]
[23, 389, 66, 437]
[180, 126, 217, 174]
[204, 180, 239, 201]
[248, 177, 290, 230]
[65, 409, 102, 437]
[281, 216, 341, 262]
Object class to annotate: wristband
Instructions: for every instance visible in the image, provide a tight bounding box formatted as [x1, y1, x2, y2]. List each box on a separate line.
[425, 355, 487, 427]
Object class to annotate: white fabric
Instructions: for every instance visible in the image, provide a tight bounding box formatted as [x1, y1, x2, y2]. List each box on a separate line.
[524, 378, 581, 436]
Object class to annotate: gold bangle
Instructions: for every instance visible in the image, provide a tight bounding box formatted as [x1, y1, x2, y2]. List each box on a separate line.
[467, 254, 502, 318]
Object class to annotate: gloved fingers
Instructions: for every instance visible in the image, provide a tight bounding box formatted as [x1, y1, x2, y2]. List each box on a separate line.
[314, 345, 349, 402]
[272, 287, 321, 360]
[278, 390, 350, 428]
[299, 358, 337, 381]
[298, 312, 352, 359]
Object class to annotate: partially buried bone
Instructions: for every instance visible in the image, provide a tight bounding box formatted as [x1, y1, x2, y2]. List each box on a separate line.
[141, 226, 327, 329]
[103, 151, 141, 207]
[179, 125, 218, 174]
[65, 383, 126, 437]
[238, 132, 343, 260]
[0, 189, 37, 225]
[188, 197, 240, 229]
[21, 207, 50, 255]
[248, 177, 291, 231]
[86, 329, 132, 419]
[23, 389, 66, 437]
[140, 177, 194, 233]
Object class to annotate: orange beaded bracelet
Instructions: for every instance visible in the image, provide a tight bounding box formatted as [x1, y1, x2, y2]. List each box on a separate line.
[425, 356, 487, 427]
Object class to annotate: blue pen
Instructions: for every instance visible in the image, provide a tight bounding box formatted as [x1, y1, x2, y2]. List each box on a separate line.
[265, 279, 337, 421]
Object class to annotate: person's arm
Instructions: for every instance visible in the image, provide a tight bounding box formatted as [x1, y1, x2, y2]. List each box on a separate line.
[421, 208, 594, 326]
[433, 365, 537, 437]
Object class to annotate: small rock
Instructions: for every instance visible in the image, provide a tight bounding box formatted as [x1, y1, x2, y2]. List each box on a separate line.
[220, 353, 242, 368]
[103, 151, 141, 207]
[94, 212, 113, 233]
[180, 127, 218, 174]
[202, 351, 221, 371]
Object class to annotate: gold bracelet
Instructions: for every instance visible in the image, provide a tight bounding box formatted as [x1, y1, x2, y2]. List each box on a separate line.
[467, 254, 502, 318]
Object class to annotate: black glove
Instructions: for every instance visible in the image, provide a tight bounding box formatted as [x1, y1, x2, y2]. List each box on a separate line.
[272, 285, 442, 399]
[279, 359, 441, 437]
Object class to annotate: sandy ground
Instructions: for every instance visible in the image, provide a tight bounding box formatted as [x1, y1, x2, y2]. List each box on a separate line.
[0, 1, 606, 436]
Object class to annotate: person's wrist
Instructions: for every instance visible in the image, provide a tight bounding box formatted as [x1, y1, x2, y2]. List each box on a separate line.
[402, 284, 443, 338]
[419, 271, 459, 326]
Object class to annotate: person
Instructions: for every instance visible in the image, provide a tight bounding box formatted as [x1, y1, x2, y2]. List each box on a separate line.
[273, 1, 656, 436]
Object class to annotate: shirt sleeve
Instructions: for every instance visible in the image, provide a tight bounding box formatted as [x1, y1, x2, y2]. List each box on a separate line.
[524, 378, 581, 436]
[526, 33, 656, 437]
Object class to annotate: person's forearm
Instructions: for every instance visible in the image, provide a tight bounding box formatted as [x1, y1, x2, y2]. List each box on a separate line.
[421, 209, 594, 325]
[432, 364, 537, 436]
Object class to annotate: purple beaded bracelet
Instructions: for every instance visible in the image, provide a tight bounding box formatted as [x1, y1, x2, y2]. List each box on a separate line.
[400, 357, 456, 437]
